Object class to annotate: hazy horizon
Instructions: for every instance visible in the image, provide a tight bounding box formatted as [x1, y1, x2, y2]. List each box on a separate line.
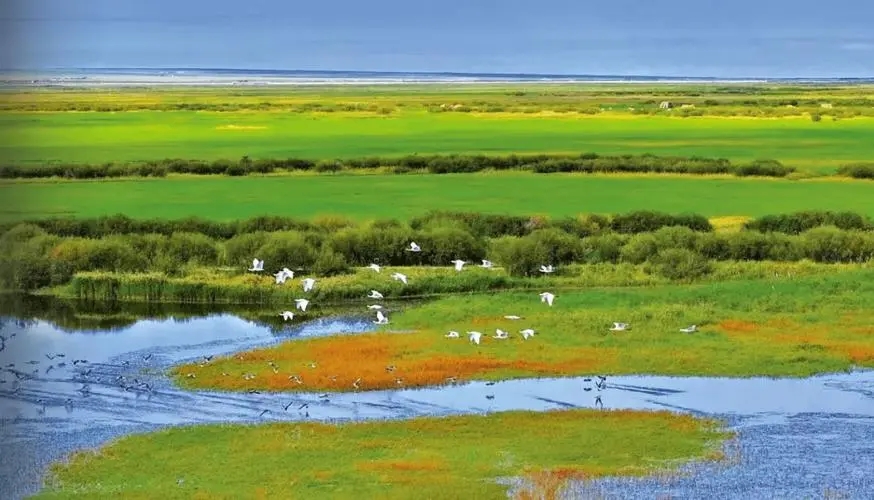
[2, 0, 873, 78]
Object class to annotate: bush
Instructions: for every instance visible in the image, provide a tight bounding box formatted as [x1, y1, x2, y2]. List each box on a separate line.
[610, 211, 712, 234]
[745, 211, 873, 234]
[311, 247, 351, 276]
[837, 163, 874, 180]
[801, 226, 874, 263]
[255, 232, 318, 270]
[734, 159, 795, 177]
[645, 249, 713, 281]
[620, 233, 659, 264]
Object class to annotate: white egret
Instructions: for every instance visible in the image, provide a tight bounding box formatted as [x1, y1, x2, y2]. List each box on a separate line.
[391, 272, 408, 284]
[302, 278, 316, 292]
[504, 315, 522, 320]
[374, 310, 389, 324]
[281, 267, 294, 279]
[493, 329, 509, 339]
[273, 271, 289, 284]
[520, 328, 536, 339]
[539, 264, 555, 274]
[680, 325, 698, 333]
[451, 259, 466, 271]
[280, 311, 294, 321]
[480, 259, 494, 269]
[368, 290, 384, 299]
[367, 304, 383, 310]
[248, 259, 264, 272]
[539, 292, 556, 306]
[406, 241, 422, 252]
[368, 263, 381, 273]
[445, 331, 460, 338]
[467, 331, 483, 345]
[610, 322, 630, 332]
[294, 299, 310, 312]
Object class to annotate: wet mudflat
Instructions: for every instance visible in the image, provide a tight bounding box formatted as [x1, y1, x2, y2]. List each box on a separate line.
[1, 308, 873, 499]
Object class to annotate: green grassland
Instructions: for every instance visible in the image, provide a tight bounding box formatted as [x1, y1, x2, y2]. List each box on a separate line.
[35, 409, 730, 500]
[174, 269, 874, 392]
[5, 172, 874, 223]
[3, 111, 874, 174]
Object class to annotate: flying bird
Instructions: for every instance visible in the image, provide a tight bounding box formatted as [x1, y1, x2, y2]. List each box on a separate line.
[248, 259, 264, 272]
[493, 329, 509, 339]
[504, 315, 522, 320]
[391, 272, 408, 284]
[520, 329, 536, 340]
[451, 259, 466, 271]
[406, 241, 422, 252]
[368, 290, 384, 299]
[368, 263, 381, 273]
[294, 299, 310, 312]
[280, 311, 295, 321]
[367, 304, 383, 310]
[539, 264, 555, 274]
[445, 331, 460, 338]
[301, 278, 316, 292]
[610, 322, 630, 332]
[468, 331, 483, 345]
[680, 325, 698, 333]
[480, 259, 494, 269]
[273, 270, 289, 284]
[539, 292, 556, 306]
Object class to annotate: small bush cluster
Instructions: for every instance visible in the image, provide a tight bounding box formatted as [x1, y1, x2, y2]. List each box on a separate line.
[837, 163, 874, 180]
[0, 153, 803, 179]
[2, 210, 873, 291]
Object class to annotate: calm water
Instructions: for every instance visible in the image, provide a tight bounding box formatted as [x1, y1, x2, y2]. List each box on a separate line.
[1, 298, 873, 499]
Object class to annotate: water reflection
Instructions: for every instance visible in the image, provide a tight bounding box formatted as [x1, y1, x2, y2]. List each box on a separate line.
[0, 297, 873, 500]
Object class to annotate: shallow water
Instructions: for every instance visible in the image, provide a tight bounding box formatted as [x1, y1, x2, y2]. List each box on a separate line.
[1, 306, 873, 499]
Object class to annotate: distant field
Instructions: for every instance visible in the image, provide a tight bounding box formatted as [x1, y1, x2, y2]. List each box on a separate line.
[5, 173, 874, 222]
[3, 111, 874, 174]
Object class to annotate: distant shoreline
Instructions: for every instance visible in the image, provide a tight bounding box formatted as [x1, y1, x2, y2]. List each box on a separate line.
[2, 68, 873, 87]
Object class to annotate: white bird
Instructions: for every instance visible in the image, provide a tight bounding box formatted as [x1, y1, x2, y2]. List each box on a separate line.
[391, 272, 408, 284]
[374, 310, 389, 324]
[406, 242, 422, 252]
[445, 331, 460, 338]
[520, 328, 536, 339]
[368, 290, 384, 299]
[539, 292, 556, 306]
[539, 264, 555, 274]
[302, 278, 316, 292]
[281, 267, 294, 279]
[294, 299, 310, 312]
[248, 259, 264, 272]
[367, 304, 383, 310]
[368, 263, 381, 273]
[504, 315, 522, 320]
[680, 325, 698, 333]
[280, 311, 294, 321]
[273, 271, 289, 284]
[468, 331, 483, 345]
[480, 259, 494, 269]
[493, 329, 509, 339]
[610, 322, 630, 332]
[451, 259, 466, 271]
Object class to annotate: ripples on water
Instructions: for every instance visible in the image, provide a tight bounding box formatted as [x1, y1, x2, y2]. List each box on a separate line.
[0, 297, 872, 499]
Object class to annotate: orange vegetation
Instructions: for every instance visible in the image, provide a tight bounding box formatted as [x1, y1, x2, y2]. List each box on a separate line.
[181, 332, 620, 392]
[514, 468, 587, 500]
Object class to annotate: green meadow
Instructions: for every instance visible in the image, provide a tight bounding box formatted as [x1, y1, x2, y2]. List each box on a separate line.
[5, 173, 874, 222]
[3, 111, 874, 174]
[35, 410, 729, 500]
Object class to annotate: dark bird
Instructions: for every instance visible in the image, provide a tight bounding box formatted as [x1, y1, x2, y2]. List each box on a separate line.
[142, 353, 153, 361]
[56, 362, 66, 368]
[283, 401, 294, 411]
[583, 387, 592, 392]
[203, 355, 214, 362]
[485, 395, 495, 400]
[248, 389, 261, 394]
[73, 359, 88, 365]
[45, 365, 54, 375]
[485, 382, 496, 386]
[259, 409, 270, 417]
[298, 403, 309, 410]
[595, 395, 603, 409]
[583, 378, 592, 382]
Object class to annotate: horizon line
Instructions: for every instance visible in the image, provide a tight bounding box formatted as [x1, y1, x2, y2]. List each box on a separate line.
[3, 66, 874, 81]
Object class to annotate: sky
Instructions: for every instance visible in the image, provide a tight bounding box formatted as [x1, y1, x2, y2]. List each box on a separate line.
[2, 0, 873, 77]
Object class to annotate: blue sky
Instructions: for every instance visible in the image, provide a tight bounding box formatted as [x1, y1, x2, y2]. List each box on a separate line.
[2, 0, 873, 77]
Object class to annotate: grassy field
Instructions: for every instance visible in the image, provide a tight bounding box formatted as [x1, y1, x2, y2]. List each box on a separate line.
[174, 269, 874, 392]
[5, 173, 874, 223]
[36, 409, 729, 499]
[3, 111, 874, 174]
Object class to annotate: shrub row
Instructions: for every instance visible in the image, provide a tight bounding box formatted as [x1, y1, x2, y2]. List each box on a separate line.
[744, 211, 874, 234]
[0, 153, 801, 179]
[3, 218, 873, 291]
[0, 210, 713, 240]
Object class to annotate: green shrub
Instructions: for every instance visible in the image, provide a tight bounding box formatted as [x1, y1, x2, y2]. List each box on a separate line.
[837, 163, 874, 180]
[311, 247, 351, 276]
[620, 233, 659, 264]
[645, 248, 714, 280]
